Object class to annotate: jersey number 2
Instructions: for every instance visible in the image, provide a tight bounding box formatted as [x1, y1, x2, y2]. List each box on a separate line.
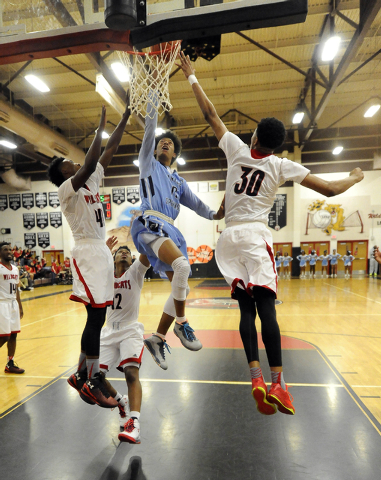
[95, 208, 104, 228]
[234, 167, 265, 196]
[112, 293, 122, 310]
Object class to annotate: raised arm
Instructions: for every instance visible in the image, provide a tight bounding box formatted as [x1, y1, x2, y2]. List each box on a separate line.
[180, 181, 219, 220]
[99, 96, 131, 171]
[177, 52, 228, 142]
[71, 106, 106, 192]
[301, 168, 364, 197]
[138, 91, 159, 178]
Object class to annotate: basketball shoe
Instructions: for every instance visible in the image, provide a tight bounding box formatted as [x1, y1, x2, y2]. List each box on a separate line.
[173, 321, 202, 351]
[118, 395, 130, 430]
[4, 359, 25, 374]
[267, 383, 295, 415]
[251, 377, 277, 415]
[144, 335, 171, 370]
[67, 369, 96, 404]
[118, 417, 141, 444]
[80, 373, 118, 408]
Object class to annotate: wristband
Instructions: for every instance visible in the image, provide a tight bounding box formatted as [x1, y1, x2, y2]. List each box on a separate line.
[188, 75, 198, 86]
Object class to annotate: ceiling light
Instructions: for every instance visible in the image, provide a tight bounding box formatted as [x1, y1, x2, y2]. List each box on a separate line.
[177, 157, 186, 165]
[111, 62, 130, 83]
[322, 36, 341, 62]
[95, 74, 126, 116]
[292, 112, 304, 124]
[155, 128, 166, 136]
[101, 131, 110, 139]
[332, 146, 343, 155]
[25, 74, 50, 93]
[364, 104, 380, 118]
[133, 159, 140, 167]
[0, 139, 17, 149]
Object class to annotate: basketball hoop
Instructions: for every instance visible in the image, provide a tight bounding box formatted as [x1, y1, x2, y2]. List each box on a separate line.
[118, 41, 182, 119]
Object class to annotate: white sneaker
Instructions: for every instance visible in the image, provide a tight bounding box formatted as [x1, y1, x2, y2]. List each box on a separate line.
[173, 321, 202, 351]
[118, 417, 141, 444]
[144, 335, 170, 370]
[117, 395, 130, 430]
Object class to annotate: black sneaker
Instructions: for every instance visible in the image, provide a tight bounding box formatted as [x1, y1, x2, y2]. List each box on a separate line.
[80, 373, 118, 408]
[5, 359, 25, 374]
[67, 369, 96, 404]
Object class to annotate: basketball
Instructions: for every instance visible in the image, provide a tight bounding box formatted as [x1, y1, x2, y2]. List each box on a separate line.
[312, 209, 331, 229]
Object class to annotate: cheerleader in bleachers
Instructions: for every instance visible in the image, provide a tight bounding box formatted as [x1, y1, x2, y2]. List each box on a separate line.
[341, 250, 355, 278]
[275, 252, 284, 278]
[318, 250, 331, 278]
[297, 250, 309, 278]
[308, 250, 319, 278]
[329, 249, 341, 277]
[282, 252, 293, 279]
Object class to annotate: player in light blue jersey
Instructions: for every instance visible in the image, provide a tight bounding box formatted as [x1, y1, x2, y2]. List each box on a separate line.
[282, 253, 293, 279]
[297, 251, 309, 278]
[329, 249, 341, 277]
[342, 250, 355, 278]
[131, 93, 224, 370]
[318, 250, 331, 278]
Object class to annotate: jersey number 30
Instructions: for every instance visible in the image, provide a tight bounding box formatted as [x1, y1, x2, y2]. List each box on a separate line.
[234, 167, 265, 196]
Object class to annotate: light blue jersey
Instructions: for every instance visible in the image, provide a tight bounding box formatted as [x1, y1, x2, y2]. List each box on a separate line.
[330, 253, 341, 265]
[342, 255, 354, 266]
[319, 255, 331, 267]
[275, 256, 284, 268]
[131, 94, 216, 273]
[282, 256, 293, 267]
[309, 254, 318, 266]
[297, 254, 310, 267]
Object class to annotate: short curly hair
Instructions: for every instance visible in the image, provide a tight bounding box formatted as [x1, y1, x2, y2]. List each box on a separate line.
[113, 246, 131, 261]
[47, 157, 66, 187]
[155, 130, 182, 164]
[256, 117, 287, 150]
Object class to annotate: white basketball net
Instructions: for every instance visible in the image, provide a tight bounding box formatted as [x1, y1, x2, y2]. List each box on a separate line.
[118, 41, 181, 119]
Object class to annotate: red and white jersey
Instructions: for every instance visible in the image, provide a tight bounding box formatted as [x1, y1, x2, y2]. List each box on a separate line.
[0, 263, 19, 301]
[106, 259, 149, 329]
[58, 163, 105, 241]
[219, 132, 310, 225]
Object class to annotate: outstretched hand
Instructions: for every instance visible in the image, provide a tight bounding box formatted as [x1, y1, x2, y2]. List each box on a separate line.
[106, 235, 118, 253]
[176, 51, 196, 79]
[213, 194, 225, 220]
[349, 167, 364, 183]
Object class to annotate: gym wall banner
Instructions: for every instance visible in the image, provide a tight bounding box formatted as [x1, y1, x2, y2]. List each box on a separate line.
[112, 188, 126, 205]
[9, 194, 21, 211]
[35, 192, 47, 209]
[23, 213, 35, 230]
[36, 212, 48, 229]
[49, 192, 60, 208]
[24, 233, 36, 249]
[22, 193, 34, 210]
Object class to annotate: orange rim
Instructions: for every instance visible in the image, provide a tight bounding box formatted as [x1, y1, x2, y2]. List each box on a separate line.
[126, 40, 182, 57]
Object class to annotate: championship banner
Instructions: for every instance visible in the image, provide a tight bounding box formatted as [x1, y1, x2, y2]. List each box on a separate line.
[49, 212, 62, 228]
[22, 193, 34, 210]
[36, 212, 48, 229]
[112, 187, 126, 205]
[268, 194, 287, 231]
[0, 195, 7, 211]
[23, 213, 35, 229]
[49, 191, 60, 208]
[35, 192, 47, 209]
[9, 194, 21, 211]
[24, 233, 36, 249]
[38, 232, 50, 248]
[127, 187, 139, 204]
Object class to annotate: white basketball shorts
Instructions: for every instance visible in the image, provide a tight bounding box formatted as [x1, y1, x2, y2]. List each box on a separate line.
[99, 321, 144, 372]
[70, 239, 114, 308]
[0, 300, 21, 336]
[215, 221, 277, 297]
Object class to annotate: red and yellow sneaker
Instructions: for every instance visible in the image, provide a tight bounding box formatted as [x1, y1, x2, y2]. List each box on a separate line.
[252, 377, 277, 415]
[267, 383, 295, 415]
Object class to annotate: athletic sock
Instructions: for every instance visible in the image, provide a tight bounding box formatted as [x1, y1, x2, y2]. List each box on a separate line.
[250, 367, 262, 380]
[271, 371, 286, 390]
[114, 392, 126, 406]
[86, 358, 99, 379]
[176, 315, 187, 324]
[77, 352, 86, 372]
[7, 356, 14, 362]
[130, 411, 140, 420]
[154, 332, 166, 341]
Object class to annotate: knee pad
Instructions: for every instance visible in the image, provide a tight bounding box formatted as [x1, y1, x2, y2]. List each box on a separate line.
[171, 256, 190, 301]
[163, 286, 190, 317]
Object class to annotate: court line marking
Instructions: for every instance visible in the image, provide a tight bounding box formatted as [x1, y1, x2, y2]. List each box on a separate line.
[21, 305, 83, 328]
[21, 288, 72, 302]
[322, 282, 381, 305]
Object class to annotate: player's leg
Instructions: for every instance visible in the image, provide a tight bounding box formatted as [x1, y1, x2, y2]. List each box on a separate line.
[5, 333, 24, 374]
[118, 366, 142, 444]
[79, 305, 118, 408]
[235, 287, 276, 416]
[252, 286, 295, 415]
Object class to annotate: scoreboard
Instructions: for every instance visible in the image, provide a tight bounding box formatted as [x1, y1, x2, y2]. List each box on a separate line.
[100, 194, 112, 220]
